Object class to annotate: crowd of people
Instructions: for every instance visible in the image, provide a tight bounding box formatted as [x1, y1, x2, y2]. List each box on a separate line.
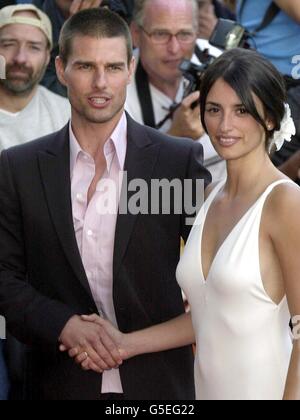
[0, 0, 299, 400]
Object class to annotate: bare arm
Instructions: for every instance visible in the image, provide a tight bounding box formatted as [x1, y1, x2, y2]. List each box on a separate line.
[70, 0, 104, 16]
[269, 183, 300, 399]
[273, 0, 300, 23]
[278, 150, 300, 181]
[124, 312, 195, 358]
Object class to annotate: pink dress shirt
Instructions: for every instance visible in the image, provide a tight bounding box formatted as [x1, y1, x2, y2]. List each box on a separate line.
[69, 113, 127, 394]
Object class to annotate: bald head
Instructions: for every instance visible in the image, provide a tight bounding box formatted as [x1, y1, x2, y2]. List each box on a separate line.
[133, 0, 199, 30]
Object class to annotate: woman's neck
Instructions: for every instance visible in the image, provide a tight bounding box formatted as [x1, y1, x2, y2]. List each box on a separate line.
[224, 149, 279, 199]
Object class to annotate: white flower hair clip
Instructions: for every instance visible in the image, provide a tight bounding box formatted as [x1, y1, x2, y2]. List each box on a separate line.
[268, 103, 296, 153]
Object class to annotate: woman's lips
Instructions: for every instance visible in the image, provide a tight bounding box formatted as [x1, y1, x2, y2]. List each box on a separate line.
[218, 136, 241, 147]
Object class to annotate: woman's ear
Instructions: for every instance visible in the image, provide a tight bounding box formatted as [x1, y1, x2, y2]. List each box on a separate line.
[266, 120, 275, 131]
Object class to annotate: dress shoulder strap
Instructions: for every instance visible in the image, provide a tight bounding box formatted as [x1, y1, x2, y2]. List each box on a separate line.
[205, 180, 226, 207]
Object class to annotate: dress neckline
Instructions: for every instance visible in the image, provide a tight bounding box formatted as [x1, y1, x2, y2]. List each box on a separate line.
[200, 179, 294, 283]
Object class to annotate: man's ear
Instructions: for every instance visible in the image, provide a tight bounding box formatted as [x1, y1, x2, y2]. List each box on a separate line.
[55, 56, 68, 87]
[45, 49, 51, 68]
[128, 56, 136, 85]
[130, 22, 141, 49]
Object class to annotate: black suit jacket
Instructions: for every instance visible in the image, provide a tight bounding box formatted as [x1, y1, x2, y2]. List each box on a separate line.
[0, 115, 211, 400]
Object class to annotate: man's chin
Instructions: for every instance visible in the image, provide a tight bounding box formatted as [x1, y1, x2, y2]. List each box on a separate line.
[0, 80, 34, 95]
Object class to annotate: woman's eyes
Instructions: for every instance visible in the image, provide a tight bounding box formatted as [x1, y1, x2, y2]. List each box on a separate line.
[206, 107, 220, 113]
[205, 107, 249, 115]
[236, 107, 248, 115]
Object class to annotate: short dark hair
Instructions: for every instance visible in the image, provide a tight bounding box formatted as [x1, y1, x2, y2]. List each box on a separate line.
[200, 48, 287, 151]
[59, 7, 133, 65]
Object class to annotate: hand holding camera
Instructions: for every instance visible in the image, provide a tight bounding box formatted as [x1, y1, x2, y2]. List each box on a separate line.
[167, 91, 204, 141]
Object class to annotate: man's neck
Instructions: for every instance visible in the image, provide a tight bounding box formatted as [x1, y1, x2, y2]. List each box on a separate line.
[147, 74, 181, 102]
[71, 109, 124, 160]
[149, 77, 180, 102]
[0, 85, 38, 113]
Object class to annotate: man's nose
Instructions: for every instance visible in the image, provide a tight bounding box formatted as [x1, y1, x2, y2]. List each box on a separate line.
[167, 35, 181, 54]
[13, 46, 28, 65]
[93, 69, 108, 89]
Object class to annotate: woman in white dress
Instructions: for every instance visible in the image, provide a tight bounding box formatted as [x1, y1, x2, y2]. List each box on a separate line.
[69, 49, 300, 400]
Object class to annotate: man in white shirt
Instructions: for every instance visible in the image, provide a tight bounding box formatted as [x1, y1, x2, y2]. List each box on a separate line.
[126, 0, 226, 181]
[0, 4, 70, 151]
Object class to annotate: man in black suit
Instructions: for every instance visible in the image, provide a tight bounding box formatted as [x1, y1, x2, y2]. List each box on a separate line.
[0, 8, 211, 400]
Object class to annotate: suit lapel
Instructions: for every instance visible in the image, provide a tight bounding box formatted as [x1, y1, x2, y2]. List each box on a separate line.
[113, 116, 161, 278]
[38, 125, 94, 300]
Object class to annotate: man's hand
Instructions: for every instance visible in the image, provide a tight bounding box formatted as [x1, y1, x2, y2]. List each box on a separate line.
[197, 2, 218, 40]
[69, 0, 104, 16]
[59, 315, 123, 373]
[67, 315, 130, 373]
[168, 92, 204, 140]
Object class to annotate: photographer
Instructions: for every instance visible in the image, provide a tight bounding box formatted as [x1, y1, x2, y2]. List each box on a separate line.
[127, 0, 226, 181]
[237, 0, 300, 182]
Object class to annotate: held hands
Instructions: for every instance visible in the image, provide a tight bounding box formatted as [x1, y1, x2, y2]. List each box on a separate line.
[59, 314, 129, 373]
[168, 92, 205, 141]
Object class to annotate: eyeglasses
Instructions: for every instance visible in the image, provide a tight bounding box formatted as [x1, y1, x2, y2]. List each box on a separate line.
[139, 26, 196, 45]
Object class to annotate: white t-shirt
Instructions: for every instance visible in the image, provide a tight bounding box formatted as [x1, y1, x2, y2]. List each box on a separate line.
[0, 85, 71, 151]
[125, 40, 226, 182]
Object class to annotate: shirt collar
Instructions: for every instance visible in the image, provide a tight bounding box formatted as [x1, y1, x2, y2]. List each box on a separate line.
[69, 113, 127, 176]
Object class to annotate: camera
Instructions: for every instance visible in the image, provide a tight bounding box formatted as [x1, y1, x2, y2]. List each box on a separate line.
[179, 48, 214, 103]
[209, 19, 248, 50]
[179, 19, 249, 100]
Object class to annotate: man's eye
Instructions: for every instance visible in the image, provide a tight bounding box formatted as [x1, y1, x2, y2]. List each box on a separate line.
[79, 65, 91, 70]
[153, 31, 168, 38]
[108, 65, 123, 72]
[30, 46, 41, 51]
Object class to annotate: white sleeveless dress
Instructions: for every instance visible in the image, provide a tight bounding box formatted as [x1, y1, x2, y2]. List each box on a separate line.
[176, 180, 294, 400]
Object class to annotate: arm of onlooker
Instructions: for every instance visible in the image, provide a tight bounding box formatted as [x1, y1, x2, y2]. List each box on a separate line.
[269, 184, 300, 399]
[0, 150, 121, 370]
[278, 150, 300, 181]
[197, 3, 218, 40]
[273, 0, 300, 23]
[168, 92, 205, 140]
[69, 0, 104, 16]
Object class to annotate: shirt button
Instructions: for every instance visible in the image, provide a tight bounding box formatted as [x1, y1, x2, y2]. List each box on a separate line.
[87, 230, 94, 237]
[76, 193, 85, 202]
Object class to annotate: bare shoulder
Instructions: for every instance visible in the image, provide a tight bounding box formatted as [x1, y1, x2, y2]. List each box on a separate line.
[265, 180, 300, 233]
